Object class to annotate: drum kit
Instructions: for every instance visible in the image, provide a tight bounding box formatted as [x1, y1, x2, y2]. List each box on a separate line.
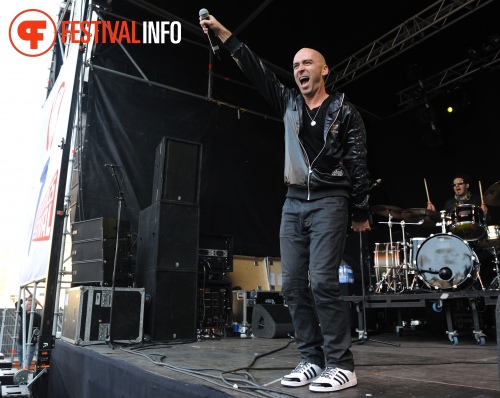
[369, 181, 500, 293]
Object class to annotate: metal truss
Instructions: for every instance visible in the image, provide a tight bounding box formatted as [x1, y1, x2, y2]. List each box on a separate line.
[327, 0, 496, 90]
[397, 48, 500, 110]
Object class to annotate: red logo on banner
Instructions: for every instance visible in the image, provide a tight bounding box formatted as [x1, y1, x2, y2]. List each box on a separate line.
[32, 170, 58, 242]
[9, 9, 57, 57]
[46, 82, 66, 151]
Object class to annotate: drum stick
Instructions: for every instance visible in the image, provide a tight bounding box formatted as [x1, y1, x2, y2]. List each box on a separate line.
[424, 178, 430, 203]
[479, 181, 484, 204]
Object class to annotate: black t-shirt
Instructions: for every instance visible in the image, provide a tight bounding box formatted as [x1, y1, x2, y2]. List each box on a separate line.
[300, 95, 333, 165]
[18, 311, 42, 344]
[443, 194, 482, 214]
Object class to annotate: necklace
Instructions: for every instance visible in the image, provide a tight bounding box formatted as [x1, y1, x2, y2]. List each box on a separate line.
[305, 104, 322, 126]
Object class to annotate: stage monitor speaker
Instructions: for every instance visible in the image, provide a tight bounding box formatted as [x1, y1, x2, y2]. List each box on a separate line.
[137, 201, 199, 272]
[151, 137, 202, 204]
[251, 304, 293, 338]
[135, 269, 197, 341]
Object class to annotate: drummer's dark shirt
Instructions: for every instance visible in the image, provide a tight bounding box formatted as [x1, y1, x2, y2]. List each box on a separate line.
[443, 194, 482, 214]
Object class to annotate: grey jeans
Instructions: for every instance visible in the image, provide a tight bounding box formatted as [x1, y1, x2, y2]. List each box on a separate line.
[279, 196, 354, 371]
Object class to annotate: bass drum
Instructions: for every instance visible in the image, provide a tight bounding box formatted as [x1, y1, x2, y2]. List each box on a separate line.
[416, 233, 478, 290]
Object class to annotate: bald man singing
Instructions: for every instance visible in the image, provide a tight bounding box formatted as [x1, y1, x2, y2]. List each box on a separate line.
[201, 14, 371, 393]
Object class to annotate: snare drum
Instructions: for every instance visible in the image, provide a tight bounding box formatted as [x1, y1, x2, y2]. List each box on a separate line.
[416, 233, 478, 290]
[450, 204, 487, 241]
[373, 242, 404, 285]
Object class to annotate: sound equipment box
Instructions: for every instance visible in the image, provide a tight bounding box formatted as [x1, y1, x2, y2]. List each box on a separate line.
[197, 279, 232, 328]
[251, 304, 294, 338]
[0, 368, 16, 385]
[61, 286, 144, 345]
[136, 201, 199, 272]
[232, 290, 285, 329]
[135, 269, 197, 341]
[151, 137, 202, 204]
[198, 234, 234, 273]
[71, 217, 129, 240]
[135, 137, 202, 341]
[71, 218, 132, 286]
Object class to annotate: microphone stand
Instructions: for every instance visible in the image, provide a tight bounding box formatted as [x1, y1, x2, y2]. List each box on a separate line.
[352, 231, 399, 347]
[105, 164, 126, 349]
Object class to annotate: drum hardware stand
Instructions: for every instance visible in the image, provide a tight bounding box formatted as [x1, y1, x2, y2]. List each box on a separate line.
[104, 163, 127, 349]
[475, 262, 485, 290]
[377, 215, 423, 293]
[365, 250, 375, 292]
[374, 264, 401, 293]
[487, 247, 500, 289]
[375, 213, 399, 293]
[439, 210, 448, 233]
[352, 231, 400, 347]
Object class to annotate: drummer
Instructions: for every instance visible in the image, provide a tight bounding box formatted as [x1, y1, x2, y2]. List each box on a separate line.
[426, 172, 489, 220]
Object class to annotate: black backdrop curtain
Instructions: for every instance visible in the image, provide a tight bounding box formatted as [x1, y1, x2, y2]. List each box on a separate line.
[75, 14, 500, 265]
[77, 66, 286, 258]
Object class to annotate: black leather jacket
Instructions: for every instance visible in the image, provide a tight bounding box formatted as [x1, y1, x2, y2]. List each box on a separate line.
[225, 36, 370, 221]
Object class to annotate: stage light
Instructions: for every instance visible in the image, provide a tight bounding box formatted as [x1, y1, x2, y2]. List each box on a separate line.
[447, 106, 453, 113]
[489, 35, 500, 49]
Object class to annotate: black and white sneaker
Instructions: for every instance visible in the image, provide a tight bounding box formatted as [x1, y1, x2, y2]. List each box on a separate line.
[281, 361, 323, 387]
[309, 367, 357, 392]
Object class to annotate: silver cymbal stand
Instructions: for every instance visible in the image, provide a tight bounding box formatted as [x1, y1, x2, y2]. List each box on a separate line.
[375, 212, 397, 293]
[399, 219, 426, 291]
[438, 210, 449, 233]
[399, 219, 410, 291]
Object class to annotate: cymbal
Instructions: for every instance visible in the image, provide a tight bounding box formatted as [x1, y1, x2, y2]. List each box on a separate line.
[401, 208, 440, 227]
[370, 205, 403, 218]
[483, 181, 500, 206]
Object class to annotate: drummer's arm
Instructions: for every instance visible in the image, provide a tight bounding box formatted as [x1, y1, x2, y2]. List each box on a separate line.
[482, 203, 491, 223]
[427, 202, 436, 212]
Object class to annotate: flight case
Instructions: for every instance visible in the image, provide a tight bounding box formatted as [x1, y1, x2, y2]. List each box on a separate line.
[62, 286, 145, 345]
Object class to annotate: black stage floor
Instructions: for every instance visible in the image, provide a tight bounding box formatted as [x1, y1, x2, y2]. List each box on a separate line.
[48, 314, 500, 398]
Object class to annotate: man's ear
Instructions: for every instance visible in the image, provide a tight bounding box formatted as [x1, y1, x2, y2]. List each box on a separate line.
[322, 65, 329, 78]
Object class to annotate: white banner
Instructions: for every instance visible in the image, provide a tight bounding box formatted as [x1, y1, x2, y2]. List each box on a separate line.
[20, 2, 83, 285]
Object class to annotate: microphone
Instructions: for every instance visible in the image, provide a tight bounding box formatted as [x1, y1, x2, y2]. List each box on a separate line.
[104, 164, 121, 167]
[369, 178, 382, 191]
[421, 267, 453, 280]
[199, 8, 220, 59]
[438, 267, 453, 280]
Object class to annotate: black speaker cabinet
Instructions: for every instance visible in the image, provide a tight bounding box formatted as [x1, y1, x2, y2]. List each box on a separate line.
[151, 137, 202, 204]
[137, 201, 200, 272]
[251, 304, 293, 338]
[72, 217, 129, 241]
[71, 218, 132, 286]
[135, 269, 197, 341]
